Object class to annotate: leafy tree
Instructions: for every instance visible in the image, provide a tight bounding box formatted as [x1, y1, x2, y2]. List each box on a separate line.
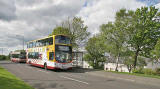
[123, 51, 147, 72]
[85, 35, 106, 68]
[50, 17, 90, 49]
[50, 27, 70, 36]
[121, 49, 134, 72]
[126, 6, 160, 69]
[0, 55, 10, 60]
[100, 6, 160, 71]
[151, 38, 160, 61]
[124, 57, 134, 73]
[100, 9, 132, 71]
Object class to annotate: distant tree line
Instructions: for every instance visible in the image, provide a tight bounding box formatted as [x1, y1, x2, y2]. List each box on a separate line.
[0, 55, 10, 60]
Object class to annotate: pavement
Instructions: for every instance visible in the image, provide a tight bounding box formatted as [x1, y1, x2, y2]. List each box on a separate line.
[0, 61, 160, 89]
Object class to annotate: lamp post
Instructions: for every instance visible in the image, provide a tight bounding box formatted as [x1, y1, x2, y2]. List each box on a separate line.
[16, 35, 24, 50]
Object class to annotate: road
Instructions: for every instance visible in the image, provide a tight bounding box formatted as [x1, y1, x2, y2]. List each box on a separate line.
[0, 61, 160, 89]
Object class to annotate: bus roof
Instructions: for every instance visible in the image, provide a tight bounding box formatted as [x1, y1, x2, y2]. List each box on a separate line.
[10, 51, 21, 54]
[27, 34, 70, 43]
[27, 35, 53, 43]
[10, 50, 26, 54]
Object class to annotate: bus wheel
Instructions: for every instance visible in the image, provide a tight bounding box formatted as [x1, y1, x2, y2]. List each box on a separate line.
[44, 63, 47, 70]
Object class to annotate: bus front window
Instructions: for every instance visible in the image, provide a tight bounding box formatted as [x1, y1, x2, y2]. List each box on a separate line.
[55, 35, 70, 44]
[55, 45, 72, 63]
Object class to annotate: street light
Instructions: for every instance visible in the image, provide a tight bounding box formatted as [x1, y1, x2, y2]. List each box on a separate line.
[16, 35, 24, 50]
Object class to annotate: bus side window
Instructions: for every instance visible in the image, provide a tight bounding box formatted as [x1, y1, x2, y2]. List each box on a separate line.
[48, 37, 53, 45]
[27, 44, 29, 48]
[29, 42, 33, 48]
[49, 52, 54, 60]
[35, 52, 39, 59]
[28, 53, 32, 59]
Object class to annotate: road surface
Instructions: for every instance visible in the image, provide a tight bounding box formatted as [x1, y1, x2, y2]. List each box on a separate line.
[0, 61, 160, 89]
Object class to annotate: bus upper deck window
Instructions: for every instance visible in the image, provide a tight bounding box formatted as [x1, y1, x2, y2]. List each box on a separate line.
[55, 35, 70, 44]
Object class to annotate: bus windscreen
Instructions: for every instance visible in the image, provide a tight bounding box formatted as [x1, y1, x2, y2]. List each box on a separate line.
[55, 45, 72, 63]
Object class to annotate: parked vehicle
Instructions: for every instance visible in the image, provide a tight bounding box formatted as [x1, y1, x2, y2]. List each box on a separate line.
[10, 50, 26, 63]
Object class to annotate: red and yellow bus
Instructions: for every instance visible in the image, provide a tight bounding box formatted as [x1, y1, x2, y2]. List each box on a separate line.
[26, 35, 72, 70]
[10, 50, 26, 63]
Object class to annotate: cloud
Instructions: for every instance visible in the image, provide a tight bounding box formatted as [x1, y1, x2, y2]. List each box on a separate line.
[0, 0, 16, 21]
[77, 0, 146, 34]
[0, 0, 85, 55]
[137, 0, 160, 6]
[155, 3, 160, 9]
[0, 0, 147, 55]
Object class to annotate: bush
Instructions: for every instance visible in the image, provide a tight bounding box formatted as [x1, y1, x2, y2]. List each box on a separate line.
[143, 68, 156, 75]
[132, 68, 156, 75]
[155, 68, 160, 76]
[0, 55, 10, 60]
[132, 68, 144, 74]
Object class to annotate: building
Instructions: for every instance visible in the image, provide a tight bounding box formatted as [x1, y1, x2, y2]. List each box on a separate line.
[104, 63, 129, 72]
[72, 50, 93, 69]
[144, 59, 160, 70]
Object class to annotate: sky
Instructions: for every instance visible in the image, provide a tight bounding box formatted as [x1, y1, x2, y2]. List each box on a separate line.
[0, 0, 159, 55]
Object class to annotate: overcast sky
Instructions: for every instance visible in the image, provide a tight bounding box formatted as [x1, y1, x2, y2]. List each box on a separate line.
[0, 0, 159, 55]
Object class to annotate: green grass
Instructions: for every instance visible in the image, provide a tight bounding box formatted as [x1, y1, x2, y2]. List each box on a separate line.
[0, 66, 34, 89]
[106, 71, 160, 79]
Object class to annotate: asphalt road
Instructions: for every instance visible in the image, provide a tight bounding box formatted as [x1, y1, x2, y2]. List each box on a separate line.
[0, 61, 160, 89]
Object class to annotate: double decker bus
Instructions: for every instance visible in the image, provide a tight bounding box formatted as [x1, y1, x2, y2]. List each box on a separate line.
[26, 35, 72, 70]
[10, 50, 26, 63]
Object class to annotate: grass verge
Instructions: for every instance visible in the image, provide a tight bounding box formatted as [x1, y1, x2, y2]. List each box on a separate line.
[106, 71, 160, 79]
[0, 66, 34, 89]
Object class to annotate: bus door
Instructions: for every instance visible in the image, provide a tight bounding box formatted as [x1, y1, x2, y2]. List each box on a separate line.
[47, 45, 54, 62]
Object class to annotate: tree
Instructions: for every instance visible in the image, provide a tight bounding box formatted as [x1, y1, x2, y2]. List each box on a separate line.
[50, 27, 70, 36]
[0, 55, 10, 60]
[151, 38, 160, 61]
[50, 17, 90, 49]
[100, 9, 132, 71]
[126, 6, 160, 69]
[124, 57, 134, 73]
[85, 35, 106, 68]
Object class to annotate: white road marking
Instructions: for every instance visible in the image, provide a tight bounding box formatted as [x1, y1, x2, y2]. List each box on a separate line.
[38, 70, 49, 74]
[60, 76, 89, 85]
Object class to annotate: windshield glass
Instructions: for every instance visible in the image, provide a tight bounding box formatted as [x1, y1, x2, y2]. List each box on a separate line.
[55, 35, 70, 44]
[19, 52, 26, 59]
[12, 54, 20, 58]
[55, 45, 72, 63]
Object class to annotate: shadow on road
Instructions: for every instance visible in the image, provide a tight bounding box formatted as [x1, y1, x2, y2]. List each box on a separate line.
[51, 67, 102, 73]
[0, 60, 102, 73]
[28, 64, 102, 73]
[0, 61, 26, 65]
